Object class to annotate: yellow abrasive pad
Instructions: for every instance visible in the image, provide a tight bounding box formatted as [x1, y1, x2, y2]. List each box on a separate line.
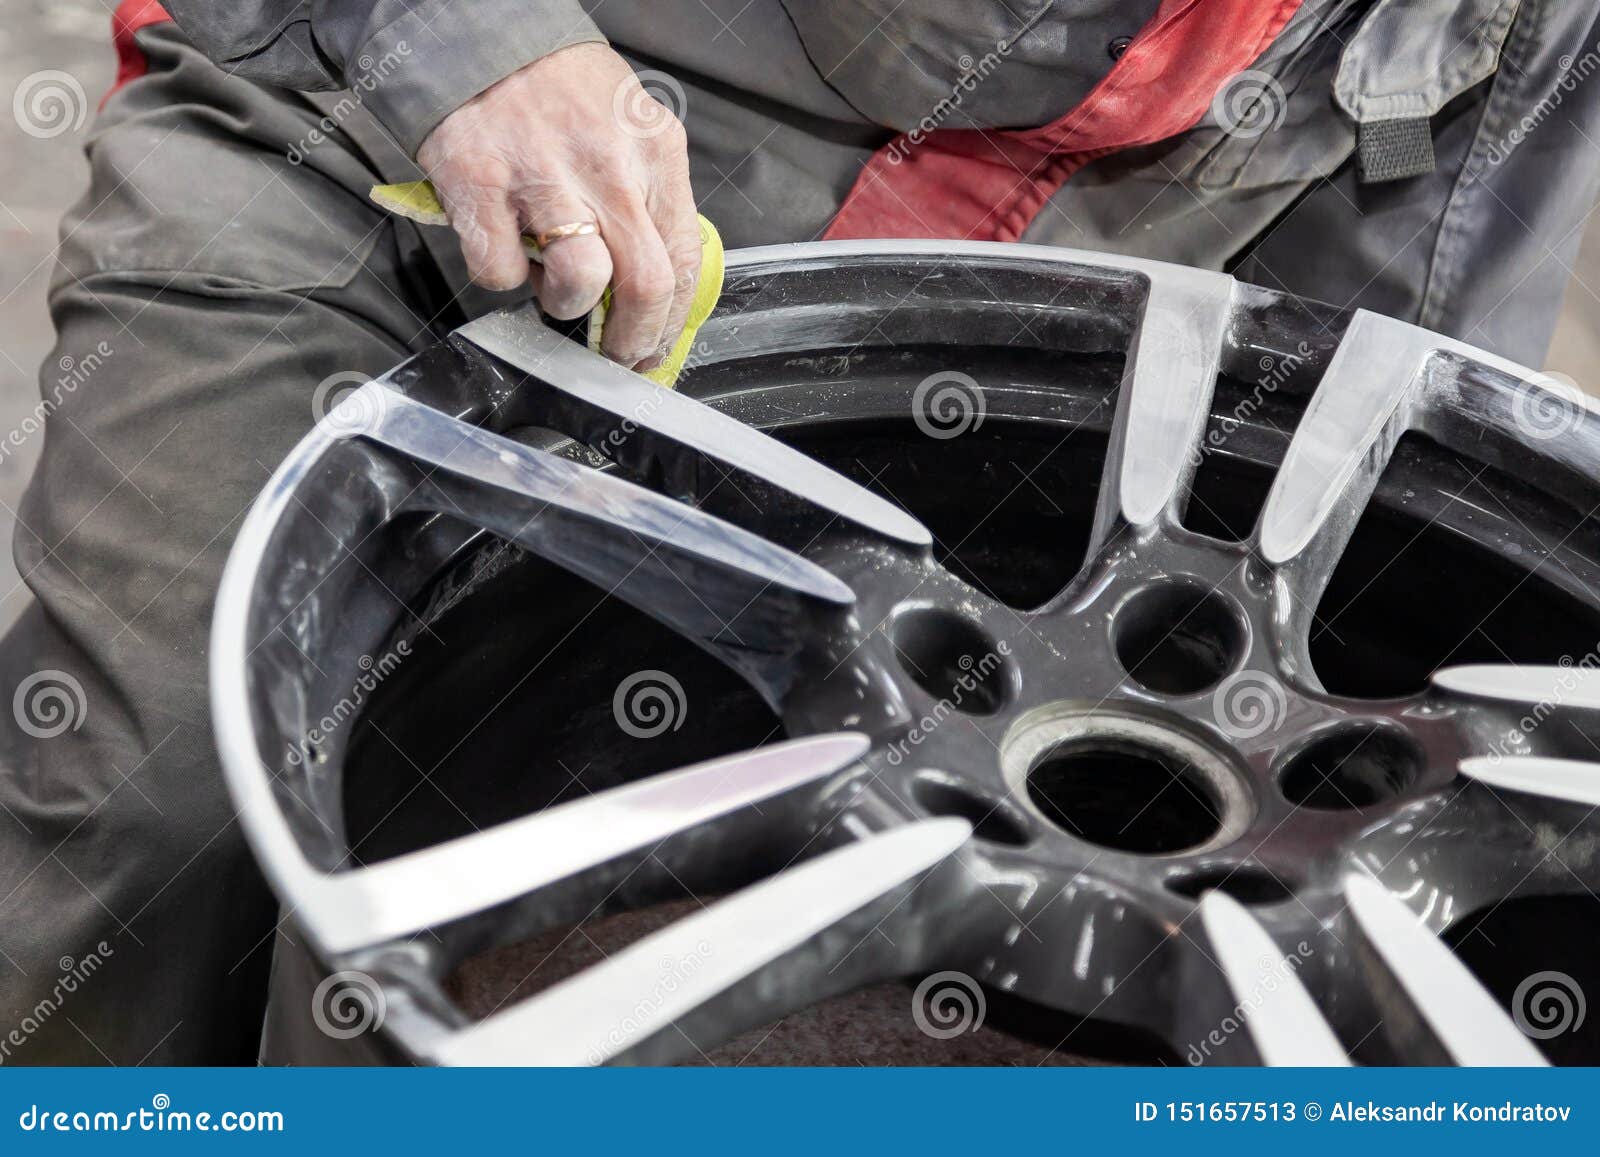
[371, 180, 724, 389]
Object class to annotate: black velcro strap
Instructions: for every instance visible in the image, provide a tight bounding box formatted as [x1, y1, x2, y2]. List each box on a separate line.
[1357, 117, 1436, 183]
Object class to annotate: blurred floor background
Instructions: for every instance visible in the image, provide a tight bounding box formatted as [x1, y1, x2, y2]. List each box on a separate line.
[1, 2, 112, 634]
[3, 0, 1599, 637]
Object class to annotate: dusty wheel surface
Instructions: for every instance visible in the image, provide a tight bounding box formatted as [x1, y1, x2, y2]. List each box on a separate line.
[213, 242, 1600, 1066]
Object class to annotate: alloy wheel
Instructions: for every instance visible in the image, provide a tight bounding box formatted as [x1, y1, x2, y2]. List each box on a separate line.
[213, 242, 1600, 1065]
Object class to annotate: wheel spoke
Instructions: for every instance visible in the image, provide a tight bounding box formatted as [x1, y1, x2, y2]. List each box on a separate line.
[1258, 312, 1433, 607]
[1433, 663, 1600, 711]
[429, 818, 973, 1065]
[1459, 757, 1600, 809]
[1088, 268, 1235, 553]
[1344, 873, 1545, 1066]
[301, 734, 871, 955]
[1258, 313, 1592, 621]
[1434, 667, 1600, 807]
[358, 385, 851, 694]
[454, 307, 931, 548]
[1199, 892, 1348, 1066]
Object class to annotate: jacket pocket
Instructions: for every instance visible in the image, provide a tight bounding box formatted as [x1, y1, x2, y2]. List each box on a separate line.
[1187, 0, 1518, 190]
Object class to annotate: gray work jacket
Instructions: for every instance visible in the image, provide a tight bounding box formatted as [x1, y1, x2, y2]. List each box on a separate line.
[160, 0, 1600, 366]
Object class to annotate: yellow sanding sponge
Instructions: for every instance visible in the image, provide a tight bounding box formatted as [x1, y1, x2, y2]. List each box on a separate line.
[371, 181, 724, 389]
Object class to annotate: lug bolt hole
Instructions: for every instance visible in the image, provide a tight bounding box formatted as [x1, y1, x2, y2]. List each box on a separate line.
[1114, 583, 1245, 696]
[912, 775, 1031, 847]
[890, 607, 1011, 715]
[1026, 740, 1223, 854]
[1166, 864, 1296, 905]
[1279, 725, 1420, 810]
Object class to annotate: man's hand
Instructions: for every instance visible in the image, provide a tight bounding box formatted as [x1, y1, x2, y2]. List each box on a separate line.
[418, 43, 698, 371]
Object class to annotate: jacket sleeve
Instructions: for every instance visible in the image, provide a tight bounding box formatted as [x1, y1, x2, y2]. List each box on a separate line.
[160, 0, 608, 155]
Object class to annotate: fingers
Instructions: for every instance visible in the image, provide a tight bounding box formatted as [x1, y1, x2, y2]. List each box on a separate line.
[638, 156, 702, 372]
[437, 174, 699, 371]
[415, 43, 702, 370]
[597, 193, 678, 368]
[521, 199, 613, 320]
[440, 179, 531, 292]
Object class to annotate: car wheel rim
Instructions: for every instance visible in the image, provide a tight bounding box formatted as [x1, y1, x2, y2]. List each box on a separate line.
[212, 241, 1600, 1066]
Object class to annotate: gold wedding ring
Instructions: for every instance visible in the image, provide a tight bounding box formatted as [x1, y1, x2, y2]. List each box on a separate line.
[534, 221, 600, 249]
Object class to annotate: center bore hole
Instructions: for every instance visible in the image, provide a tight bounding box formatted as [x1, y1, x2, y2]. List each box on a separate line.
[1114, 584, 1244, 696]
[1026, 741, 1223, 854]
[1279, 725, 1421, 810]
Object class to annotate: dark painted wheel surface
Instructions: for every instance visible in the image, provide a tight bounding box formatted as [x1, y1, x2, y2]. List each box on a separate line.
[213, 243, 1600, 1066]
